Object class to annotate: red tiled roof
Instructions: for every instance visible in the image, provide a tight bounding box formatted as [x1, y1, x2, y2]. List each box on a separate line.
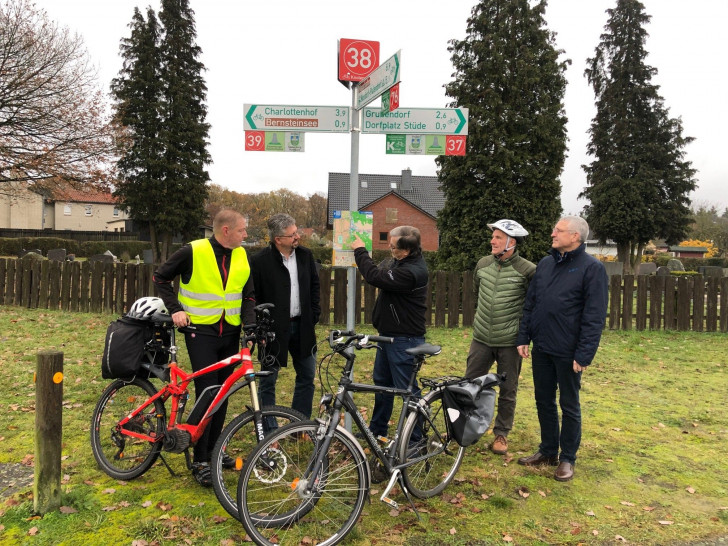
[51, 185, 117, 204]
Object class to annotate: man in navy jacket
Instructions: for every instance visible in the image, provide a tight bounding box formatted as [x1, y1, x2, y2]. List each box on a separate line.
[516, 216, 608, 482]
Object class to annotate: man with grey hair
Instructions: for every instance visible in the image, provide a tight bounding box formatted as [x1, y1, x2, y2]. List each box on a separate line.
[250, 213, 320, 419]
[351, 226, 428, 444]
[515, 216, 608, 482]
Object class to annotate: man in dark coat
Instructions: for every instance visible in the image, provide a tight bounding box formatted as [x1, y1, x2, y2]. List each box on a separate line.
[516, 215, 608, 482]
[250, 214, 321, 419]
[351, 225, 428, 440]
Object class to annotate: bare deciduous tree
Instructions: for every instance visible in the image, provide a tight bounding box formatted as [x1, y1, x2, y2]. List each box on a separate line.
[0, 0, 115, 196]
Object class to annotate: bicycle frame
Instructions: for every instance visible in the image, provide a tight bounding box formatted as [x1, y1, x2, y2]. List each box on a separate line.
[303, 339, 443, 496]
[114, 334, 263, 447]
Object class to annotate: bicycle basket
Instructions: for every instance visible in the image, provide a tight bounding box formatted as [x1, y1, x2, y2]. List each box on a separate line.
[442, 373, 499, 447]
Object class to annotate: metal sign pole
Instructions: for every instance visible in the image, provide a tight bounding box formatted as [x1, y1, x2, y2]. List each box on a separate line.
[345, 84, 361, 431]
[347, 85, 360, 332]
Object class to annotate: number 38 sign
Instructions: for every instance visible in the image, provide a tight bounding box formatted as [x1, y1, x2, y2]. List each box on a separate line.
[339, 38, 379, 82]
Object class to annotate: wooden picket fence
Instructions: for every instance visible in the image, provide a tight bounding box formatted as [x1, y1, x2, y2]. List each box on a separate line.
[1, 257, 726, 332]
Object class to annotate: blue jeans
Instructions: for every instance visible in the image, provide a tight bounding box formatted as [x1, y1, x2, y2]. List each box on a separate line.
[531, 347, 582, 464]
[259, 320, 317, 419]
[369, 335, 425, 439]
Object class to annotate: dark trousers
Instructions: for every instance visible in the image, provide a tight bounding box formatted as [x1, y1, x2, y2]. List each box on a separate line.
[259, 320, 317, 419]
[531, 347, 582, 464]
[369, 335, 424, 440]
[185, 333, 238, 463]
[465, 340, 522, 437]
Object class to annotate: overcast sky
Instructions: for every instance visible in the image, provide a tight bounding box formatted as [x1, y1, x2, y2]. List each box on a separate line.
[32, 0, 728, 215]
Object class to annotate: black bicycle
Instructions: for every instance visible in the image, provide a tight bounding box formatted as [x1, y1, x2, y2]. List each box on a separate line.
[236, 329, 492, 546]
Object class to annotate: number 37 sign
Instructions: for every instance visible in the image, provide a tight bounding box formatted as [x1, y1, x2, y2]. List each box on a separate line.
[339, 39, 379, 82]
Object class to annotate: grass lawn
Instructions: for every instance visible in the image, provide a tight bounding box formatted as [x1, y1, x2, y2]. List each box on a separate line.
[0, 305, 727, 545]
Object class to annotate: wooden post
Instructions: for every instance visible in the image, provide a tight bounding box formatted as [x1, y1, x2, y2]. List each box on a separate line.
[34, 350, 63, 514]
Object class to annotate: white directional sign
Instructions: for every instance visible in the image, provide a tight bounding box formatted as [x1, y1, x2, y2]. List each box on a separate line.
[361, 106, 469, 135]
[244, 104, 350, 133]
[355, 50, 401, 110]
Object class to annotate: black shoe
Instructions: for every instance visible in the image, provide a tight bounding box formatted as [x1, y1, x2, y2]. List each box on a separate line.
[192, 462, 212, 487]
[221, 454, 236, 469]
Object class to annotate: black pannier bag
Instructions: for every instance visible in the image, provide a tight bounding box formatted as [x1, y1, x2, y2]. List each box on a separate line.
[442, 373, 501, 447]
[101, 317, 170, 379]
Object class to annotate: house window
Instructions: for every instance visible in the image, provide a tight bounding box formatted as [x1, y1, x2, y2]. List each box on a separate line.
[85, 205, 93, 216]
[360, 180, 368, 188]
[64, 203, 71, 215]
[113, 207, 120, 217]
[390, 182, 397, 189]
[385, 208, 398, 224]
[379, 231, 388, 242]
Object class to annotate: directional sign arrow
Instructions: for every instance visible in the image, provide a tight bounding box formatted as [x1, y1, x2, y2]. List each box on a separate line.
[355, 50, 401, 110]
[243, 104, 350, 133]
[361, 107, 469, 135]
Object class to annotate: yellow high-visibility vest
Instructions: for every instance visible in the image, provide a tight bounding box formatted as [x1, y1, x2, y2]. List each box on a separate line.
[178, 239, 250, 326]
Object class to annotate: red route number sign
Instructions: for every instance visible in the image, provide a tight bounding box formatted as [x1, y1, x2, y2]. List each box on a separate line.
[245, 131, 265, 151]
[339, 39, 380, 82]
[446, 136, 466, 156]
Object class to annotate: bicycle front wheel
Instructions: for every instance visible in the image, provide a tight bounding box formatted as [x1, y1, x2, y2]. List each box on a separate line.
[90, 377, 165, 480]
[237, 420, 368, 546]
[399, 388, 465, 498]
[211, 405, 305, 520]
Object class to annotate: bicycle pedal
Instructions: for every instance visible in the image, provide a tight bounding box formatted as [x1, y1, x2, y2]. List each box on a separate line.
[381, 496, 399, 509]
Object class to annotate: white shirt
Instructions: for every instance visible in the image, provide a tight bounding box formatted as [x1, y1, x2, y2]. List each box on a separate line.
[280, 249, 300, 318]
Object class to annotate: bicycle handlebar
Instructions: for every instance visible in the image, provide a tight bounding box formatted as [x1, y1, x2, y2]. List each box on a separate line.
[328, 330, 394, 348]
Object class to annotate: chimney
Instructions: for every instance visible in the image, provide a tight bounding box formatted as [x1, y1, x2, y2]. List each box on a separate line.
[401, 168, 412, 191]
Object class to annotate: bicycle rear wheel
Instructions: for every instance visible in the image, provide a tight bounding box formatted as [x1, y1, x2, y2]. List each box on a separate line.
[211, 405, 305, 520]
[237, 421, 368, 546]
[399, 389, 465, 498]
[90, 377, 165, 480]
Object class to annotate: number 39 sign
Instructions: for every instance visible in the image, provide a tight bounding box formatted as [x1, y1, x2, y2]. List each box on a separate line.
[339, 38, 379, 82]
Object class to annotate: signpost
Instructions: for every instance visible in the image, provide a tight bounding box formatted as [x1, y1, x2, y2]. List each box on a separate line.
[244, 104, 350, 133]
[361, 106, 468, 134]
[355, 50, 401, 110]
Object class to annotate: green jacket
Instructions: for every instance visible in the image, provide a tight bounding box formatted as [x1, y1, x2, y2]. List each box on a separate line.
[472, 251, 536, 347]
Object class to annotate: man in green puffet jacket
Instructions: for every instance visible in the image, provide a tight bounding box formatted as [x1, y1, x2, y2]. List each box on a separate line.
[465, 219, 536, 456]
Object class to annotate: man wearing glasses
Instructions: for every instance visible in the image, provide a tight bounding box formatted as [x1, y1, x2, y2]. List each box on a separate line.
[516, 216, 608, 481]
[250, 213, 321, 419]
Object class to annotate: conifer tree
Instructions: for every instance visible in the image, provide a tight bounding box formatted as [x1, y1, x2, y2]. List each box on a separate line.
[112, 0, 210, 262]
[582, 0, 696, 273]
[111, 7, 164, 255]
[436, 0, 567, 270]
[157, 0, 210, 257]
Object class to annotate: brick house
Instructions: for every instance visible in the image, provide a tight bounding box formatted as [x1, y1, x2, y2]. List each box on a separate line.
[327, 169, 444, 251]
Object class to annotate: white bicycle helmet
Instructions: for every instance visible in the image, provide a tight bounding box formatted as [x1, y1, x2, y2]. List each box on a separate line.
[487, 219, 528, 258]
[487, 219, 529, 240]
[127, 297, 169, 321]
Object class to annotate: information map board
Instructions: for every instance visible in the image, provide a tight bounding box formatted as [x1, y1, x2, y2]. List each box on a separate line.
[332, 210, 373, 267]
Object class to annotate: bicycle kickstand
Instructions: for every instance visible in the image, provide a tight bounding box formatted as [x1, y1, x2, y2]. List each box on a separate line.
[379, 470, 422, 521]
[158, 453, 178, 477]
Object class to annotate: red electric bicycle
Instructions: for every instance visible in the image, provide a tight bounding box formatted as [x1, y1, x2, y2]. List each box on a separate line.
[90, 303, 303, 520]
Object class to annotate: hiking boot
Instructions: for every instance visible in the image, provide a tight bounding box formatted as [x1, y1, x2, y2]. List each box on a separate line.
[192, 462, 212, 487]
[491, 435, 508, 455]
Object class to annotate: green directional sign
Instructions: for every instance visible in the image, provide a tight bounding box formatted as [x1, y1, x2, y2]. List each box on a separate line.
[244, 104, 350, 133]
[355, 50, 401, 110]
[361, 107, 468, 135]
